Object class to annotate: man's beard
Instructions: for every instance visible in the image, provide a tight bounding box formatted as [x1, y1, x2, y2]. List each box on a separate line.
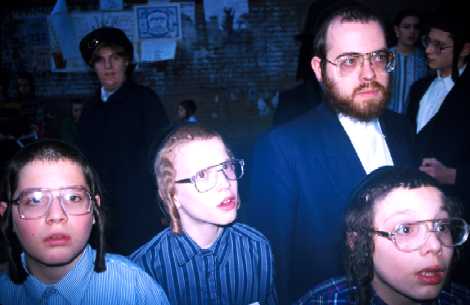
[323, 72, 390, 122]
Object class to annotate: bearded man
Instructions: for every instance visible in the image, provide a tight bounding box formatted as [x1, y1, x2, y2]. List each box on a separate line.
[244, 4, 418, 304]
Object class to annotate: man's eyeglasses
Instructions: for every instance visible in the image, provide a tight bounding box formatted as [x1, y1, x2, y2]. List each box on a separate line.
[175, 159, 245, 193]
[371, 218, 469, 252]
[422, 36, 453, 54]
[12, 186, 93, 220]
[325, 50, 395, 76]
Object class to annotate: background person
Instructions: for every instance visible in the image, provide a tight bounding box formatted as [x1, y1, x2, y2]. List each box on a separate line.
[78, 27, 170, 255]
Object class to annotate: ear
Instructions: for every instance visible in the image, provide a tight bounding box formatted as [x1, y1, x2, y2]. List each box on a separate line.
[311, 56, 323, 83]
[460, 42, 470, 58]
[394, 25, 400, 38]
[346, 231, 358, 251]
[0, 202, 7, 217]
[94, 195, 101, 207]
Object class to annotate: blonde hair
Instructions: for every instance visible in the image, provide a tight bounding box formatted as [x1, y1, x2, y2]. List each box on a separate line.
[154, 124, 229, 233]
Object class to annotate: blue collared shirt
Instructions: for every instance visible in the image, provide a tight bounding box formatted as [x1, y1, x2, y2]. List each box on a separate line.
[0, 244, 170, 305]
[130, 223, 278, 305]
[294, 276, 470, 305]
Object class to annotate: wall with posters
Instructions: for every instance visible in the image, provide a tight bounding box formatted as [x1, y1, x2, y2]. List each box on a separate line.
[0, 0, 439, 134]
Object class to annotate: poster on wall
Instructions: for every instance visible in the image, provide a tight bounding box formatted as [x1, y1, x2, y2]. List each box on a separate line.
[203, 0, 249, 31]
[135, 3, 181, 62]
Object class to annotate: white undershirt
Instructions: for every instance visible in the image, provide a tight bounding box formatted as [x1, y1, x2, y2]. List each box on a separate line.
[338, 114, 394, 174]
[416, 65, 466, 132]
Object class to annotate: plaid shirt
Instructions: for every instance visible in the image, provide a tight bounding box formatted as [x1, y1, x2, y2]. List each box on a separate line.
[294, 276, 470, 305]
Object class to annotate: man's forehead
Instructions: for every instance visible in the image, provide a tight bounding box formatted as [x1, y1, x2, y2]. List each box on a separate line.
[326, 18, 385, 53]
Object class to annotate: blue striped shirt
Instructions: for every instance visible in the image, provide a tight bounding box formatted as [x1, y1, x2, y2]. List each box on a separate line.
[294, 276, 470, 305]
[130, 223, 278, 305]
[388, 47, 429, 114]
[0, 244, 170, 305]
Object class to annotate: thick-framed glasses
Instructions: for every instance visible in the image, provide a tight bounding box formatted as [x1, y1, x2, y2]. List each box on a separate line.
[371, 218, 469, 252]
[325, 50, 395, 76]
[12, 186, 93, 220]
[175, 159, 245, 193]
[422, 36, 453, 54]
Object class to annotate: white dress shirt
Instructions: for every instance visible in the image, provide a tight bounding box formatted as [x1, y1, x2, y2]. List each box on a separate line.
[339, 114, 394, 174]
[416, 66, 466, 132]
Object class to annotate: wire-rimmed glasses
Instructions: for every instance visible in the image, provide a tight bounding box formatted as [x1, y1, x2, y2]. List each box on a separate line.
[371, 218, 469, 252]
[325, 49, 395, 76]
[175, 159, 245, 193]
[422, 36, 453, 54]
[12, 186, 93, 220]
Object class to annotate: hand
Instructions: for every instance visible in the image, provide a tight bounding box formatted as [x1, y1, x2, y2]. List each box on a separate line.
[419, 158, 456, 185]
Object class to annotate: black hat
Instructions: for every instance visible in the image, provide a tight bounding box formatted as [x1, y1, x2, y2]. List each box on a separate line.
[79, 27, 133, 67]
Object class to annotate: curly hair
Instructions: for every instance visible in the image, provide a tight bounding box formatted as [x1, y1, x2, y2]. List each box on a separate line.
[0, 139, 106, 284]
[344, 166, 462, 305]
[154, 124, 232, 234]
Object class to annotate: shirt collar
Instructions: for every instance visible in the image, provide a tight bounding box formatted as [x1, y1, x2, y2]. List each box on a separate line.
[100, 87, 117, 102]
[22, 244, 94, 304]
[338, 113, 382, 134]
[436, 65, 466, 86]
[170, 226, 232, 266]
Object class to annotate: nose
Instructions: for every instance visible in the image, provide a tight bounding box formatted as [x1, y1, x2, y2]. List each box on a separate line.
[420, 231, 443, 256]
[359, 58, 376, 81]
[104, 57, 113, 69]
[45, 196, 68, 224]
[216, 170, 232, 190]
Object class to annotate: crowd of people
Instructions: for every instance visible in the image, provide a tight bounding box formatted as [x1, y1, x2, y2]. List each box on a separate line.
[1, 1, 470, 305]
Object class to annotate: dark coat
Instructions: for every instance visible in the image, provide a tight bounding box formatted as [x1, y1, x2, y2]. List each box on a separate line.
[78, 80, 170, 255]
[246, 103, 417, 304]
[407, 67, 470, 203]
[272, 79, 322, 127]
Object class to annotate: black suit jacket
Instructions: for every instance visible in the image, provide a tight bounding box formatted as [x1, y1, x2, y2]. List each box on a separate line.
[407, 67, 470, 203]
[246, 103, 417, 303]
[272, 78, 322, 126]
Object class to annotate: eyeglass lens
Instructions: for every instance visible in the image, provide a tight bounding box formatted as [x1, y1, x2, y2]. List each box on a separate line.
[393, 219, 468, 251]
[194, 160, 244, 192]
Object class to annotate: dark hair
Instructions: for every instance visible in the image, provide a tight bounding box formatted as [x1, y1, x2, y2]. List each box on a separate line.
[393, 9, 421, 27]
[313, 4, 385, 64]
[427, 7, 470, 82]
[178, 99, 197, 119]
[344, 166, 462, 305]
[0, 140, 106, 284]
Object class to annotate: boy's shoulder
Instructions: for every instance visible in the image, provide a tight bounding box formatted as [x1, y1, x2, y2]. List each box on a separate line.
[229, 223, 271, 245]
[294, 277, 357, 305]
[129, 228, 173, 260]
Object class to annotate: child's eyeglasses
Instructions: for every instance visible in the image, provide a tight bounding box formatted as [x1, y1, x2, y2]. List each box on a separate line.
[175, 159, 245, 193]
[12, 186, 93, 220]
[371, 218, 469, 252]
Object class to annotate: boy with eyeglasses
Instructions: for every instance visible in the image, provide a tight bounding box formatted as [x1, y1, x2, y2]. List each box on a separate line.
[295, 166, 470, 305]
[406, 6, 470, 287]
[130, 124, 277, 305]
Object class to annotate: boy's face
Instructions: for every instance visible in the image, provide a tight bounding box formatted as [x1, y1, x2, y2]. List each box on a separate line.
[395, 16, 420, 48]
[1, 160, 94, 281]
[425, 28, 454, 76]
[93, 46, 128, 91]
[371, 186, 453, 304]
[173, 138, 238, 234]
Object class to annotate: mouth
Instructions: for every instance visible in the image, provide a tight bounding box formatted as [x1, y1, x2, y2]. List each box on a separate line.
[416, 266, 445, 285]
[43, 233, 71, 246]
[217, 196, 237, 211]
